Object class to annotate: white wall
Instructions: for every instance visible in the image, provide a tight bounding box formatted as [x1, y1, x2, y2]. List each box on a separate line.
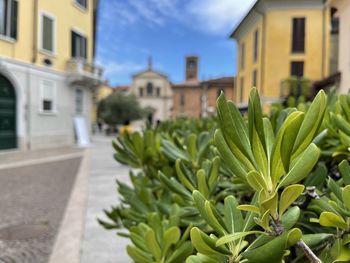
[0, 57, 94, 150]
[131, 71, 173, 121]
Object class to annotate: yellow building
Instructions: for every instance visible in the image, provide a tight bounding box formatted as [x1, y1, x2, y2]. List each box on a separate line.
[0, 0, 102, 150]
[231, 0, 332, 106]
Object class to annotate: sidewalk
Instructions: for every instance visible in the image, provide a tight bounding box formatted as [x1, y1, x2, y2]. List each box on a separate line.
[0, 147, 83, 263]
[81, 135, 131, 263]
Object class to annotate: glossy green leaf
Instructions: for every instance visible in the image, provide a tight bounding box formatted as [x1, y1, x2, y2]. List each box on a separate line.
[343, 185, 350, 211]
[167, 241, 193, 263]
[190, 227, 231, 255]
[261, 192, 278, 219]
[319, 212, 348, 230]
[281, 206, 300, 231]
[280, 112, 304, 171]
[339, 160, 350, 186]
[242, 228, 301, 263]
[163, 226, 181, 257]
[246, 170, 269, 192]
[214, 130, 247, 180]
[223, 195, 244, 233]
[279, 184, 304, 216]
[127, 245, 153, 263]
[237, 205, 260, 214]
[293, 90, 327, 156]
[175, 159, 195, 192]
[278, 143, 320, 187]
[197, 169, 209, 198]
[216, 231, 264, 247]
[145, 229, 162, 261]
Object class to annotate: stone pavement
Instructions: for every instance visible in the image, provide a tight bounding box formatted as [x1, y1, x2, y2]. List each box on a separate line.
[81, 135, 131, 263]
[0, 152, 82, 263]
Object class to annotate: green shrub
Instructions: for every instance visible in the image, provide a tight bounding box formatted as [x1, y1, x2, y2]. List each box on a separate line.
[101, 87, 350, 263]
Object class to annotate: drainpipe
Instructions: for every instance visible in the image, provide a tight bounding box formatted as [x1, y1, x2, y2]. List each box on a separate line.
[32, 0, 38, 64]
[321, 3, 326, 78]
[27, 0, 38, 150]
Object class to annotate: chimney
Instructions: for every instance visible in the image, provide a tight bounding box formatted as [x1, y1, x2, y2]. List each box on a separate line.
[185, 56, 198, 81]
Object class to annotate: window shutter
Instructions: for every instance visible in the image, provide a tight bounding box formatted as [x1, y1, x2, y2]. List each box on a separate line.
[72, 31, 76, 57]
[292, 18, 305, 53]
[10, 0, 17, 39]
[83, 37, 87, 59]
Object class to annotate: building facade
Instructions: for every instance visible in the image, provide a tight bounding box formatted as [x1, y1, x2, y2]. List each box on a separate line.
[130, 61, 172, 123]
[231, 0, 332, 106]
[328, 0, 350, 93]
[201, 77, 235, 116]
[172, 56, 202, 118]
[172, 56, 235, 118]
[0, 0, 102, 150]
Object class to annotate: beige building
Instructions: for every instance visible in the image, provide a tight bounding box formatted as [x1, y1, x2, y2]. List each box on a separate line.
[231, 0, 333, 106]
[130, 60, 172, 123]
[328, 0, 350, 93]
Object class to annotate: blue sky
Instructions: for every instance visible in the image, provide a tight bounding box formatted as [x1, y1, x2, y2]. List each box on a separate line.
[95, 0, 256, 86]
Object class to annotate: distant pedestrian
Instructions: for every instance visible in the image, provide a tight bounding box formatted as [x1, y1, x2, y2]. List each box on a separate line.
[119, 120, 133, 136]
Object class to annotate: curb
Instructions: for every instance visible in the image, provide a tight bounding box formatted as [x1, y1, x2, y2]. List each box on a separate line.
[48, 149, 91, 263]
[0, 152, 84, 171]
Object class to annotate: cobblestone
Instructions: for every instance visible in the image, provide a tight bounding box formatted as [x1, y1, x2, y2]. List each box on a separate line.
[0, 158, 82, 263]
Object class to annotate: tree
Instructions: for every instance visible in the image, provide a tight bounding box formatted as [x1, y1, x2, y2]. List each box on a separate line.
[97, 91, 143, 125]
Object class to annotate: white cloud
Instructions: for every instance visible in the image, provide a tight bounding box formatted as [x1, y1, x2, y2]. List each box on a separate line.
[186, 0, 256, 34]
[97, 60, 144, 78]
[99, 0, 256, 35]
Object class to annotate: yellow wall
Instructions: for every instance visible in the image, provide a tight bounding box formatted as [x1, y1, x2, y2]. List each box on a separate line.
[235, 5, 330, 104]
[236, 19, 263, 104]
[96, 84, 113, 102]
[0, 0, 95, 72]
[91, 84, 113, 123]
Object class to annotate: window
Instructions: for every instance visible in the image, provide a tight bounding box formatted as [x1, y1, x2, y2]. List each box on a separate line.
[292, 17, 305, 53]
[71, 31, 87, 59]
[187, 60, 196, 69]
[253, 29, 259, 63]
[180, 94, 185, 106]
[75, 88, 83, 114]
[139, 87, 143, 97]
[291, 61, 304, 77]
[240, 43, 245, 70]
[240, 77, 244, 102]
[252, 70, 257, 87]
[146, 82, 153, 96]
[40, 80, 56, 113]
[0, 0, 18, 40]
[41, 13, 55, 53]
[75, 0, 87, 9]
[156, 87, 161, 97]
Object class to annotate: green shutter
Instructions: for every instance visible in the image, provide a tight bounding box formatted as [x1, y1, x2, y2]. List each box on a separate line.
[10, 0, 18, 39]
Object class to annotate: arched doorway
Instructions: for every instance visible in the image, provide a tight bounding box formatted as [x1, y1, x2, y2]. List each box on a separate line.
[0, 74, 16, 150]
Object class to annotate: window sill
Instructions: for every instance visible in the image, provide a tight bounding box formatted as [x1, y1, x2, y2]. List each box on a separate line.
[39, 111, 58, 116]
[39, 49, 57, 58]
[73, 1, 88, 13]
[0, 34, 16, 44]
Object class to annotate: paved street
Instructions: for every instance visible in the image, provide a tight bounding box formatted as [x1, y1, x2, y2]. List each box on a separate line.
[0, 156, 82, 263]
[81, 135, 131, 263]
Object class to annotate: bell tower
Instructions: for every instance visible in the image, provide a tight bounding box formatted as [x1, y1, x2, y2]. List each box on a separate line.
[185, 56, 198, 81]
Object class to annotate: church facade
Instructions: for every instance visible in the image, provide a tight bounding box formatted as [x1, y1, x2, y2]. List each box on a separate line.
[130, 60, 173, 123]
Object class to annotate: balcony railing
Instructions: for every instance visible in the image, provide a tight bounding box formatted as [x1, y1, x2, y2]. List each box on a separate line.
[66, 59, 103, 85]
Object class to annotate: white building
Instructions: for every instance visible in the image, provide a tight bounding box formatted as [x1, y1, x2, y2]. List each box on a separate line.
[130, 61, 172, 123]
[0, 0, 102, 151]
